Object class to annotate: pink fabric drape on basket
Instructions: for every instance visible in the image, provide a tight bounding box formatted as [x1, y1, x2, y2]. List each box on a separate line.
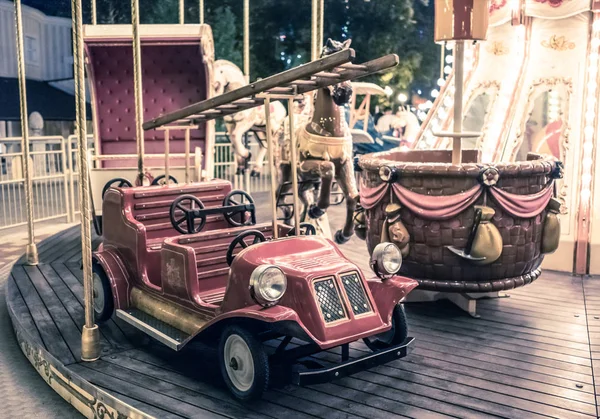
[391, 183, 483, 220]
[489, 183, 554, 218]
[359, 178, 555, 220]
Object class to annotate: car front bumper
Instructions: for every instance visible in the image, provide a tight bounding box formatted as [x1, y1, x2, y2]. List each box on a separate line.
[292, 337, 414, 386]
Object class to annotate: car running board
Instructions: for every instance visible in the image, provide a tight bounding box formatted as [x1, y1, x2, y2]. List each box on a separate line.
[116, 308, 190, 351]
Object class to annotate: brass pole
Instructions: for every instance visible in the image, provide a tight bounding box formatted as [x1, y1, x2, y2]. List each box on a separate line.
[179, 0, 184, 24]
[317, 0, 324, 55]
[264, 97, 278, 238]
[185, 128, 190, 183]
[91, 0, 97, 24]
[243, 0, 250, 80]
[452, 41, 465, 165]
[199, 0, 204, 24]
[164, 129, 170, 183]
[132, 0, 145, 184]
[288, 98, 300, 235]
[14, 0, 38, 265]
[440, 42, 445, 80]
[71, 0, 100, 361]
[311, 0, 318, 60]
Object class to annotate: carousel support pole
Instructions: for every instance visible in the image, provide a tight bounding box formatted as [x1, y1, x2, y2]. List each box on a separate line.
[317, 0, 324, 54]
[185, 128, 190, 183]
[264, 97, 278, 238]
[244, 132, 251, 193]
[199, 0, 204, 24]
[452, 41, 465, 165]
[14, 0, 38, 265]
[440, 42, 445, 79]
[72, 0, 100, 361]
[132, 0, 145, 185]
[91, 0, 97, 24]
[243, 0, 250, 81]
[288, 98, 301, 235]
[164, 128, 170, 183]
[311, 0, 318, 60]
[179, 0, 184, 24]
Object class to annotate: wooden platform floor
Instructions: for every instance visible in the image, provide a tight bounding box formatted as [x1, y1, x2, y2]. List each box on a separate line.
[6, 202, 600, 418]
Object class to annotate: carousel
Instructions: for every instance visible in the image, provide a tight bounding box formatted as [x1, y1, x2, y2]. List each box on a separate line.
[410, 0, 600, 276]
[4, 0, 600, 417]
[354, 0, 600, 316]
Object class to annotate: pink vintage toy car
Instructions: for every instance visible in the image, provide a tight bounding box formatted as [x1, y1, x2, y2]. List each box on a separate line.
[91, 179, 417, 400]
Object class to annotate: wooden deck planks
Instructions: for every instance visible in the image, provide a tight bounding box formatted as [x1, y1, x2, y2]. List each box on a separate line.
[11, 265, 76, 365]
[6, 213, 600, 418]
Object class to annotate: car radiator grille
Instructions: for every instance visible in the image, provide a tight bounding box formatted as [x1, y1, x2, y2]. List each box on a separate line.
[313, 278, 346, 323]
[341, 272, 371, 315]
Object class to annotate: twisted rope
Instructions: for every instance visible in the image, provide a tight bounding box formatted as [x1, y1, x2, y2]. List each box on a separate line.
[132, 0, 145, 184]
[71, 0, 94, 328]
[14, 0, 37, 264]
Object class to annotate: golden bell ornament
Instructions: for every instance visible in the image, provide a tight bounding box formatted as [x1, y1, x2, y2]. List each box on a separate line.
[469, 205, 503, 265]
[541, 198, 561, 254]
[385, 202, 401, 216]
[388, 219, 410, 258]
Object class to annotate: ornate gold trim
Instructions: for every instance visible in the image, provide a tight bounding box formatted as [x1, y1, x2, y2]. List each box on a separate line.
[541, 35, 576, 51]
[486, 41, 510, 56]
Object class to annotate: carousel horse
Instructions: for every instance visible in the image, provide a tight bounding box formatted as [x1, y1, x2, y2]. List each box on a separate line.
[298, 38, 358, 244]
[394, 106, 420, 146]
[213, 60, 287, 176]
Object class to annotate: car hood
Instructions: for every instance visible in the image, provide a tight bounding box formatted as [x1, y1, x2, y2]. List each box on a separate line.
[240, 235, 358, 278]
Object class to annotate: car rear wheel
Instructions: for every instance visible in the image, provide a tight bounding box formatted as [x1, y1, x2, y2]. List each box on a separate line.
[92, 263, 114, 323]
[364, 304, 408, 350]
[219, 325, 269, 401]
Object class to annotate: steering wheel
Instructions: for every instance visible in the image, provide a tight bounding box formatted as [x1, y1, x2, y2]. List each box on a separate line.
[151, 174, 178, 186]
[287, 223, 317, 236]
[102, 178, 132, 199]
[169, 194, 206, 234]
[226, 230, 266, 266]
[223, 190, 256, 227]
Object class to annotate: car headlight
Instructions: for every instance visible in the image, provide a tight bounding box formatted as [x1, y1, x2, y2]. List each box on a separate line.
[249, 265, 287, 306]
[371, 242, 402, 279]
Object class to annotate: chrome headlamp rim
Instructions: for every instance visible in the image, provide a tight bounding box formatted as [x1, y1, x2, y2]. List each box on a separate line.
[249, 264, 287, 306]
[370, 242, 402, 280]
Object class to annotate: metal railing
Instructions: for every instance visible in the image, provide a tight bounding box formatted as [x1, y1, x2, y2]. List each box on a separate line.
[0, 136, 73, 230]
[214, 131, 273, 193]
[0, 132, 272, 230]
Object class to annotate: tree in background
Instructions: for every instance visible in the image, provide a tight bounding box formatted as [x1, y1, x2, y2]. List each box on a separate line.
[209, 6, 242, 67]
[24, 0, 438, 107]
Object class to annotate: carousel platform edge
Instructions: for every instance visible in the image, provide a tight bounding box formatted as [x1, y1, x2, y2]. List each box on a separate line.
[5, 275, 153, 419]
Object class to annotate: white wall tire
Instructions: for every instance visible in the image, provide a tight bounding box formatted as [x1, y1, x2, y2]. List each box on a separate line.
[219, 325, 269, 401]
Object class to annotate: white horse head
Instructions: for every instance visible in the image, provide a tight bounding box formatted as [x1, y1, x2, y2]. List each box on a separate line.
[213, 60, 247, 95]
[394, 106, 421, 144]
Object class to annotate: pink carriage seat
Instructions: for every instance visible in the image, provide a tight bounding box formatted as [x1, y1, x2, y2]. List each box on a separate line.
[83, 24, 213, 169]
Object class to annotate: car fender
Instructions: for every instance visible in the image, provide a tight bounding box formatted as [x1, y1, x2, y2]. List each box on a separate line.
[367, 275, 418, 324]
[93, 247, 132, 310]
[191, 304, 317, 344]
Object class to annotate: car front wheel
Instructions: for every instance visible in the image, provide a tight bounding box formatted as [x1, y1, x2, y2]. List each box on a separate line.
[219, 325, 269, 401]
[364, 304, 408, 350]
